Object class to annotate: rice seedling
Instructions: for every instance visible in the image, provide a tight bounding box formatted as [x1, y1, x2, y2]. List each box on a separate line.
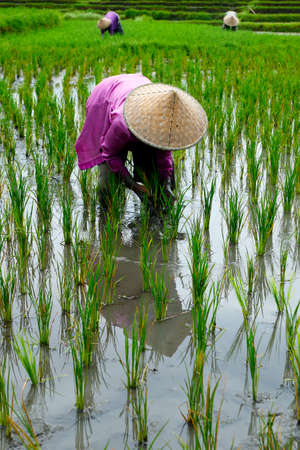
[6, 163, 29, 230]
[60, 188, 72, 245]
[35, 221, 51, 271]
[222, 189, 245, 244]
[0, 359, 12, 437]
[140, 233, 154, 291]
[30, 286, 53, 347]
[70, 335, 88, 411]
[137, 305, 148, 352]
[0, 265, 16, 323]
[63, 141, 76, 184]
[198, 376, 222, 450]
[188, 219, 211, 305]
[282, 165, 296, 212]
[246, 139, 262, 202]
[56, 263, 74, 314]
[100, 217, 120, 304]
[131, 384, 148, 444]
[14, 335, 39, 385]
[192, 282, 220, 355]
[288, 329, 300, 423]
[120, 314, 144, 389]
[246, 324, 261, 403]
[9, 381, 41, 449]
[33, 154, 52, 231]
[150, 267, 170, 321]
[201, 177, 216, 232]
[182, 350, 204, 426]
[246, 252, 256, 297]
[162, 186, 188, 240]
[78, 170, 91, 208]
[250, 191, 278, 256]
[285, 302, 300, 357]
[258, 412, 295, 449]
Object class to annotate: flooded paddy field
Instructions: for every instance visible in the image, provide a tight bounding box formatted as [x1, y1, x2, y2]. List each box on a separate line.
[0, 19, 300, 449]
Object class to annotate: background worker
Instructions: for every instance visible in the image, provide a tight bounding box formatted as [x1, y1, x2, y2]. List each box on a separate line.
[97, 11, 124, 36]
[75, 73, 207, 209]
[222, 11, 239, 31]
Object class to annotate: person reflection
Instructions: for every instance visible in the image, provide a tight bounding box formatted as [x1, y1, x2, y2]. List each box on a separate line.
[99, 236, 192, 358]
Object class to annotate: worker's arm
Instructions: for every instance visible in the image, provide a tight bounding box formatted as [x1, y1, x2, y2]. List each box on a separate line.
[101, 117, 149, 202]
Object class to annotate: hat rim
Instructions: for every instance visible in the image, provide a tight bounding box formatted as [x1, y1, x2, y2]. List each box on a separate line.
[123, 83, 208, 151]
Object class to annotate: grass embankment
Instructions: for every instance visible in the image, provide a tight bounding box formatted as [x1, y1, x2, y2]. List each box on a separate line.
[0, 7, 61, 33]
[1, 0, 300, 32]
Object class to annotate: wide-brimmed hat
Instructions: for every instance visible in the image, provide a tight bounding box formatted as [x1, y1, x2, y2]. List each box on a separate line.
[123, 83, 208, 151]
[97, 17, 111, 30]
[224, 13, 239, 27]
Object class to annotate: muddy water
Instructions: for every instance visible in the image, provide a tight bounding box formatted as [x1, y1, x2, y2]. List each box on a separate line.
[1, 73, 300, 449]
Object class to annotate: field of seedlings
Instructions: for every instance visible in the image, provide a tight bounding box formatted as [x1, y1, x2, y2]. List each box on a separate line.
[0, 14, 300, 449]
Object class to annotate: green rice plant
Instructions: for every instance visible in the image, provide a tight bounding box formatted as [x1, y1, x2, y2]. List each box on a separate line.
[246, 324, 261, 402]
[295, 209, 300, 246]
[279, 246, 288, 292]
[160, 220, 173, 263]
[89, 188, 97, 224]
[182, 350, 204, 425]
[246, 139, 262, 202]
[188, 219, 211, 305]
[285, 302, 300, 357]
[267, 145, 280, 187]
[63, 142, 76, 184]
[30, 287, 53, 347]
[230, 270, 251, 325]
[162, 186, 188, 240]
[14, 335, 39, 385]
[6, 163, 29, 230]
[140, 233, 154, 291]
[222, 189, 245, 244]
[120, 314, 144, 389]
[100, 218, 120, 304]
[131, 384, 148, 444]
[0, 358, 12, 437]
[246, 252, 256, 297]
[201, 177, 216, 232]
[137, 305, 148, 352]
[35, 221, 50, 271]
[0, 266, 16, 323]
[1, 118, 16, 162]
[8, 381, 41, 449]
[282, 165, 296, 212]
[258, 411, 295, 449]
[15, 210, 33, 295]
[60, 188, 72, 245]
[192, 282, 220, 355]
[150, 267, 170, 321]
[251, 191, 278, 256]
[33, 154, 52, 231]
[78, 170, 91, 208]
[290, 331, 300, 423]
[57, 263, 74, 314]
[198, 376, 222, 450]
[70, 335, 88, 411]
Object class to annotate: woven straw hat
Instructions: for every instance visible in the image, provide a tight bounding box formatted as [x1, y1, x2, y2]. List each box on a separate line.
[97, 17, 111, 30]
[224, 13, 239, 27]
[123, 83, 208, 151]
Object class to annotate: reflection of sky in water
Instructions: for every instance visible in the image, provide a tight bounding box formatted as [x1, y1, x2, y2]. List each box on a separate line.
[0, 70, 299, 449]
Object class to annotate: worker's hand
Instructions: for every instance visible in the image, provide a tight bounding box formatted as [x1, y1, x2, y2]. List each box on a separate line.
[133, 183, 150, 203]
[160, 179, 175, 205]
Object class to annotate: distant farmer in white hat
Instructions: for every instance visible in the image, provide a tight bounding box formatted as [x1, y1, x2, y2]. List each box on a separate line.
[222, 11, 239, 31]
[97, 11, 124, 36]
[75, 73, 207, 209]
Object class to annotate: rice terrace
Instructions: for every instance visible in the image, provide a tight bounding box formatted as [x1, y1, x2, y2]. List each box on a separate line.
[0, 0, 300, 448]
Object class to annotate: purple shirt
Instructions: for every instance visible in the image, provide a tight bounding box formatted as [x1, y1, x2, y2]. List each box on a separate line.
[101, 11, 121, 36]
[75, 73, 174, 180]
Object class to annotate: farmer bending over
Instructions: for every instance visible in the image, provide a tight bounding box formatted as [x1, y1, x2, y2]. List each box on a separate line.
[75, 73, 207, 209]
[222, 11, 239, 31]
[97, 11, 124, 36]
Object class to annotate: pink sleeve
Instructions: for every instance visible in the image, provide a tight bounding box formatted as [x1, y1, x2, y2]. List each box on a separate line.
[154, 150, 174, 181]
[101, 116, 131, 178]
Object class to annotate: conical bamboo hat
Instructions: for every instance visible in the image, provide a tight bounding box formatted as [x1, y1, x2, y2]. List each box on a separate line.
[98, 17, 111, 30]
[224, 13, 239, 26]
[123, 83, 208, 151]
